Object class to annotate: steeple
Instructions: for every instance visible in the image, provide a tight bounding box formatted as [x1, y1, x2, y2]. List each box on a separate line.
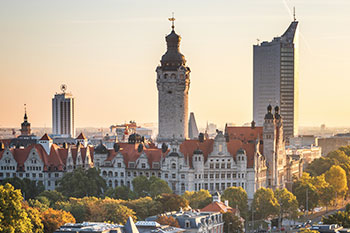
[20, 104, 31, 136]
[160, 14, 186, 71]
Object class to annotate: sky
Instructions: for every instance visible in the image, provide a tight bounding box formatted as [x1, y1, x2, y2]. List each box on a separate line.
[1, 0, 350, 129]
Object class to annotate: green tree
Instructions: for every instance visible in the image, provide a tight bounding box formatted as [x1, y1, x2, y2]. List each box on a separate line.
[182, 189, 212, 209]
[0, 177, 45, 200]
[339, 145, 350, 156]
[36, 190, 65, 207]
[252, 188, 279, 220]
[0, 183, 32, 232]
[156, 193, 189, 212]
[222, 187, 248, 218]
[121, 197, 161, 220]
[274, 188, 299, 221]
[306, 157, 333, 177]
[325, 165, 348, 199]
[57, 167, 106, 197]
[223, 211, 244, 233]
[292, 173, 319, 211]
[105, 186, 136, 200]
[314, 175, 335, 211]
[150, 179, 172, 198]
[298, 229, 319, 233]
[98, 198, 136, 224]
[132, 176, 150, 197]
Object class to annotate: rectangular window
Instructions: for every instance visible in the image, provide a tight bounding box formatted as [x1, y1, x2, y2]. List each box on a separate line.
[195, 174, 197, 179]
[221, 173, 225, 179]
[121, 172, 124, 177]
[233, 173, 236, 178]
[172, 174, 176, 179]
[141, 163, 146, 169]
[165, 174, 168, 179]
[215, 163, 219, 169]
[210, 174, 214, 179]
[215, 173, 219, 179]
[227, 173, 231, 178]
[221, 163, 225, 169]
[204, 174, 208, 179]
[129, 162, 135, 168]
[227, 163, 231, 169]
[210, 164, 214, 169]
[181, 174, 185, 179]
[39, 173, 42, 178]
[117, 163, 121, 168]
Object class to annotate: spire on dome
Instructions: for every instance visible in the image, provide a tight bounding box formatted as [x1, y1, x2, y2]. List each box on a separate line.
[24, 104, 28, 121]
[168, 12, 175, 31]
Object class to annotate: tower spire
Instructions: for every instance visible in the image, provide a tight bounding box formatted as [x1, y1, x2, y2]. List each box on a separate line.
[168, 12, 175, 30]
[293, 7, 296, 21]
[24, 104, 27, 121]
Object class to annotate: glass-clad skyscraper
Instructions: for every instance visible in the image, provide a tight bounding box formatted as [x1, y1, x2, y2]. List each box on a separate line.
[253, 20, 299, 139]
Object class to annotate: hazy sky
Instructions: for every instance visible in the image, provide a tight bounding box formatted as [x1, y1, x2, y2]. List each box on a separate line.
[1, 0, 350, 129]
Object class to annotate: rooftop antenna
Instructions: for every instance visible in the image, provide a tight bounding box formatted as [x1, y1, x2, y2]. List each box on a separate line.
[293, 7, 296, 21]
[168, 12, 175, 30]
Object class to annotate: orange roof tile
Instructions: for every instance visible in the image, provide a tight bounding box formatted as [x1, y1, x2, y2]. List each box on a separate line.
[200, 201, 233, 213]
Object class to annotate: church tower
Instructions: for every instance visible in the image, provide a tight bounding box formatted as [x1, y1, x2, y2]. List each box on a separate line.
[20, 105, 31, 136]
[156, 16, 191, 142]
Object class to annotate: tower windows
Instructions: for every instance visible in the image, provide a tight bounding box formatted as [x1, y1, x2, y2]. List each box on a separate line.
[168, 91, 172, 94]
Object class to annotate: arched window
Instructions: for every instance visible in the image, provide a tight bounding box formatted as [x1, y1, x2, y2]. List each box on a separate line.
[171, 163, 176, 169]
[102, 171, 107, 177]
[108, 180, 112, 187]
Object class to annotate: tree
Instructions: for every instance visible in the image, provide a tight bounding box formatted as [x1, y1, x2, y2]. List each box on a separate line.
[223, 211, 244, 233]
[322, 205, 350, 228]
[132, 176, 150, 197]
[0, 183, 32, 233]
[97, 199, 136, 224]
[41, 208, 75, 233]
[325, 165, 348, 199]
[156, 216, 180, 227]
[298, 229, 319, 233]
[57, 167, 106, 197]
[274, 188, 299, 222]
[0, 177, 45, 200]
[306, 157, 333, 177]
[339, 145, 350, 156]
[314, 175, 335, 211]
[23, 203, 44, 233]
[150, 179, 172, 198]
[55, 197, 91, 222]
[105, 186, 136, 200]
[182, 189, 212, 209]
[121, 197, 161, 220]
[36, 190, 65, 207]
[222, 187, 248, 218]
[156, 193, 189, 212]
[292, 173, 319, 212]
[252, 188, 279, 220]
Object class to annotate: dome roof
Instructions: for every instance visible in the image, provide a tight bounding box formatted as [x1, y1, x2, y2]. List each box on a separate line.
[160, 30, 186, 71]
[95, 142, 108, 154]
[264, 105, 274, 120]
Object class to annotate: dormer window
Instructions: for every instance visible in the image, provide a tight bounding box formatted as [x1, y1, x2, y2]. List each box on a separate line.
[171, 163, 176, 169]
[129, 162, 135, 168]
[141, 163, 146, 169]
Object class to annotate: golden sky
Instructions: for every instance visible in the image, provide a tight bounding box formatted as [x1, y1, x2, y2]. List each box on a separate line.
[1, 0, 350, 129]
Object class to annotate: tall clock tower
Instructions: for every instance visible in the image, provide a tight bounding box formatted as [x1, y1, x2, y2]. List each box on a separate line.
[156, 16, 190, 142]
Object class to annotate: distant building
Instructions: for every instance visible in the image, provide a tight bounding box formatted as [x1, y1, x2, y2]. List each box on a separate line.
[157, 19, 190, 142]
[52, 85, 75, 138]
[9, 110, 37, 148]
[188, 113, 199, 140]
[289, 135, 318, 147]
[146, 211, 224, 233]
[318, 135, 350, 156]
[253, 20, 299, 139]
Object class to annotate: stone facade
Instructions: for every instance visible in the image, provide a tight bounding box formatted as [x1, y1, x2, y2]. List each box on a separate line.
[157, 26, 190, 142]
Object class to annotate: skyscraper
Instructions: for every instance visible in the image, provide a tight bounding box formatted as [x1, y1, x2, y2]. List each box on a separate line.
[253, 20, 299, 139]
[156, 16, 191, 142]
[52, 85, 75, 137]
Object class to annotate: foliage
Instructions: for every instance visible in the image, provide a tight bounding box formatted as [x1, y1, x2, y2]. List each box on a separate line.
[182, 189, 212, 209]
[150, 179, 172, 198]
[132, 175, 172, 198]
[121, 196, 161, 220]
[57, 167, 106, 198]
[222, 187, 248, 218]
[105, 186, 136, 200]
[0, 183, 32, 233]
[252, 188, 279, 220]
[41, 208, 75, 233]
[156, 216, 180, 227]
[223, 211, 244, 233]
[55, 196, 136, 224]
[155, 193, 189, 212]
[315, 175, 335, 209]
[28, 198, 49, 211]
[292, 173, 319, 211]
[274, 188, 299, 219]
[298, 229, 319, 233]
[338, 145, 350, 156]
[23, 202, 44, 233]
[325, 165, 348, 198]
[0, 177, 45, 200]
[36, 190, 65, 207]
[322, 205, 350, 228]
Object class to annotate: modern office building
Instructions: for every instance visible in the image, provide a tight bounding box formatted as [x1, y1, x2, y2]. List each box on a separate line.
[52, 85, 75, 137]
[253, 19, 299, 139]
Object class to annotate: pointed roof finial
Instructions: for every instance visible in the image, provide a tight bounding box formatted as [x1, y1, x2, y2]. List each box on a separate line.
[24, 104, 28, 120]
[293, 7, 296, 21]
[168, 12, 175, 30]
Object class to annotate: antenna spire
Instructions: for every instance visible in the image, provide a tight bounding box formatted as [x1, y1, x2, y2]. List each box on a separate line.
[293, 7, 296, 21]
[168, 12, 175, 30]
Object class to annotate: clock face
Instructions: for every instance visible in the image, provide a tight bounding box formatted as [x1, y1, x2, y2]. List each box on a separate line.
[61, 84, 67, 92]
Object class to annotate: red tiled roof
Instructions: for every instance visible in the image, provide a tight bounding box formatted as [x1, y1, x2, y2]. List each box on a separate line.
[40, 133, 52, 141]
[225, 126, 263, 142]
[200, 201, 233, 213]
[76, 132, 87, 140]
[180, 139, 214, 168]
